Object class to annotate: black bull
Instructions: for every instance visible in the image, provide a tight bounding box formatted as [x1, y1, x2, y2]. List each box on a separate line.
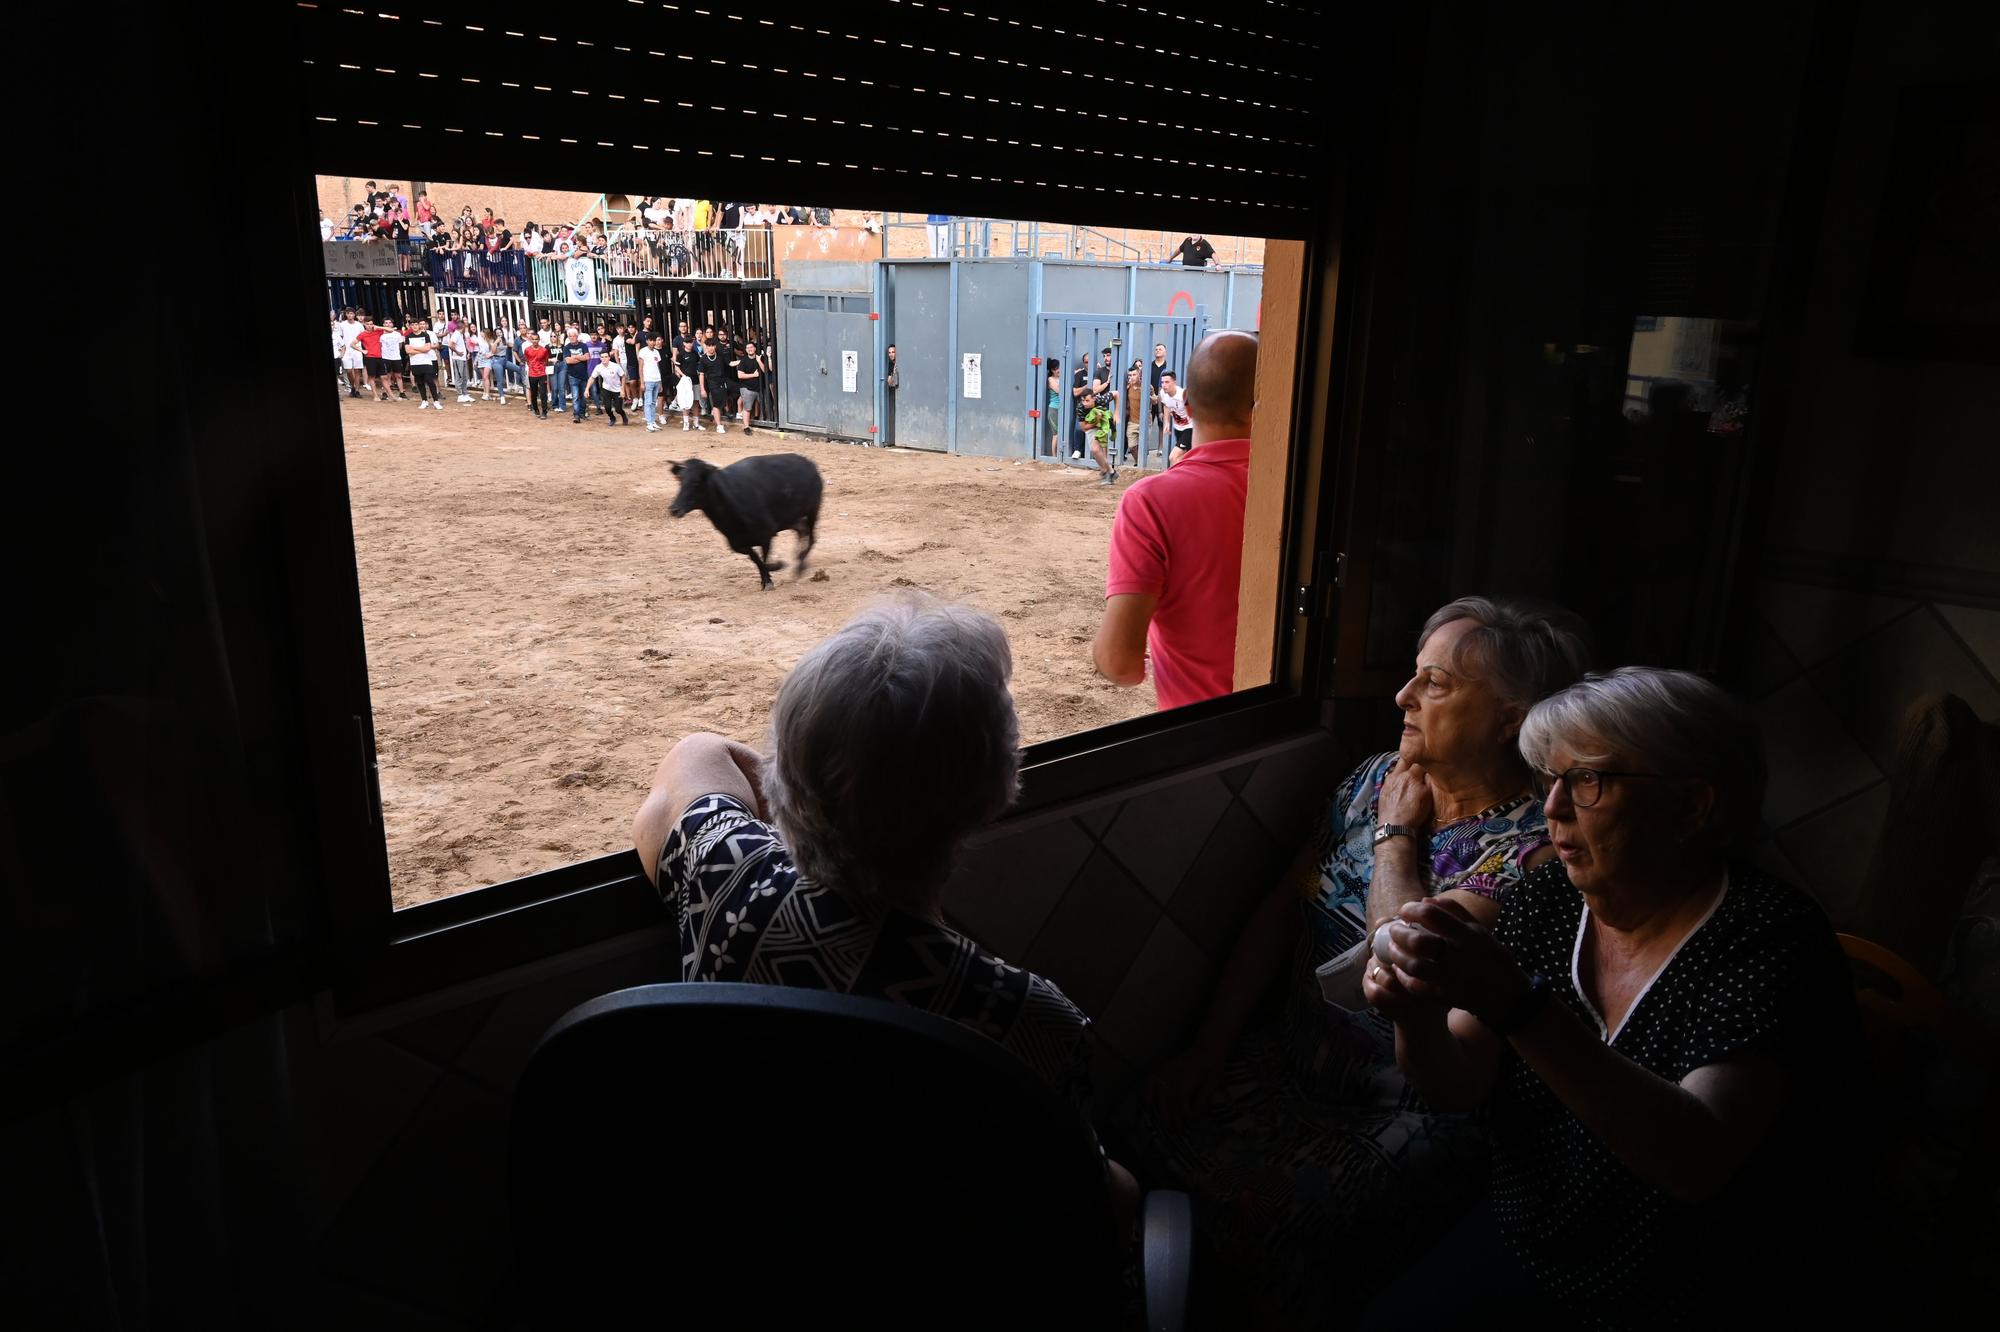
[666, 454, 823, 590]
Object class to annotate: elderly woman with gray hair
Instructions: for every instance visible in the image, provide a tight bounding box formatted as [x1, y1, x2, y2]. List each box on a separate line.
[1126, 596, 1591, 1330]
[632, 593, 1097, 1101]
[1360, 667, 1856, 1328]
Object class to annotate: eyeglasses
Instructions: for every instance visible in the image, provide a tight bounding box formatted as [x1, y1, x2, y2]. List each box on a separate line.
[1530, 766, 1672, 808]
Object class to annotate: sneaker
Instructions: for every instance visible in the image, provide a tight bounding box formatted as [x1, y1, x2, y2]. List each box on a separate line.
[457, 394, 472, 403]
[1070, 450, 1083, 459]
[1110, 468, 1120, 483]
[347, 390, 359, 398]
[397, 393, 409, 401]
[379, 393, 390, 402]
[1098, 472, 1114, 486]
[646, 423, 659, 433]
[498, 396, 507, 406]
[743, 427, 754, 435]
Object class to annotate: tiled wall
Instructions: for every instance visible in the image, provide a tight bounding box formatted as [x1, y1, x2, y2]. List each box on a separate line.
[282, 727, 1333, 1329]
[1746, 580, 2000, 922]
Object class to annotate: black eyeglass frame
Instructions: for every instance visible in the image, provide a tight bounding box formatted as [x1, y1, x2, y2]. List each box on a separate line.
[1530, 766, 1676, 808]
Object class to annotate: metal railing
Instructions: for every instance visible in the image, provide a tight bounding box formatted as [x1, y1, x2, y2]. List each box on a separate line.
[595, 227, 776, 281]
[881, 215, 1258, 267]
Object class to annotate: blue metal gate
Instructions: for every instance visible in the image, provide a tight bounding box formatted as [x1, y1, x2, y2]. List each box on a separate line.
[1038, 312, 1203, 471]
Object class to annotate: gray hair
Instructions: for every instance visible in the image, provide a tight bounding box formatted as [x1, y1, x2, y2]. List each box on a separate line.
[1518, 667, 1766, 853]
[763, 593, 1021, 911]
[1419, 596, 1593, 716]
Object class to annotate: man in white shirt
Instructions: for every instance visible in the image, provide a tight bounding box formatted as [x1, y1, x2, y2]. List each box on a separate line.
[404, 317, 442, 409]
[319, 210, 334, 242]
[336, 308, 367, 398]
[444, 320, 472, 402]
[377, 319, 408, 401]
[639, 332, 666, 431]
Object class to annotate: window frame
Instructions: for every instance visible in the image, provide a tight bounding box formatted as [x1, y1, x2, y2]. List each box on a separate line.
[304, 197, 1355, 1022]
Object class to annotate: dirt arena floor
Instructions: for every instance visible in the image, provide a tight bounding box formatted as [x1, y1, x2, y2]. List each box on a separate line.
[338, 390, 1156, 908]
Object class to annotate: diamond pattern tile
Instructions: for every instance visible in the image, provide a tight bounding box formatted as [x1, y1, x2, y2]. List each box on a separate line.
[1166, 799, 1291, 961]
[1073, 798, 1122, 841]
[1758, 580, 1917, 670]
[1743, 618, 1804, 700]
[1775, 781, 1892, 925]
[1937, 604, 2000, 686]
[1238, 734, 1336, 843]
[1024, 847, 1160, 1017]
[1093, 917, 1216, 1069]
[1809, 609, 2000, 772]
[382, 997, 501, 1069]
[1756, 679, 1882, 828]
[1220, 761, 1259, 794]
[1101, 774, 1232, 905]
[320, 1072, 511, 1323]
[943, 815, 1096, 961]
[300, 1035, 444, 1237]
[452, 946, 673, 1091]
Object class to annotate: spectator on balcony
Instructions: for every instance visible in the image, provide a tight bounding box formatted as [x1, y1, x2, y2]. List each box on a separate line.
[414, 192, 434, 228]
[1173, 233, 1216, 268]
[318, 210, 333, 242]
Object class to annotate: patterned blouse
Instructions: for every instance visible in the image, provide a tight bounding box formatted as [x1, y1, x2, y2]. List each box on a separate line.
[657, 793, 1095, 1106]
[1285, 751, 1551, 1093]
[1489, 861, 1855, 1327]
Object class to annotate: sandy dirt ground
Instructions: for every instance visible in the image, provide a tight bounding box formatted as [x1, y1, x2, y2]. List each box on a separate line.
[338, 390, 1156, 908]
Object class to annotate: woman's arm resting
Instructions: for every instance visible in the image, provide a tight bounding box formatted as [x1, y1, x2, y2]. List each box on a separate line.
[631, 733, 766, 886]
[1510, 1004, 1787, 1204]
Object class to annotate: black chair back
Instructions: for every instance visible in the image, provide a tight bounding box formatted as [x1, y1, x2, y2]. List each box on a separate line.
[511, 982, 1124, 1329]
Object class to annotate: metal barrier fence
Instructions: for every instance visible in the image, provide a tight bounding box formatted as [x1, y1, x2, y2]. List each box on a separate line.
[599, 227, 775, 281]
[527, 256, 637, 309]
[427, 248, 528, 295]
[431, 293, 532, 336]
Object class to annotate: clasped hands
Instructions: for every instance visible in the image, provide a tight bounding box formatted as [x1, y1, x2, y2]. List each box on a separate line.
[1361, 897, 1530, 1026]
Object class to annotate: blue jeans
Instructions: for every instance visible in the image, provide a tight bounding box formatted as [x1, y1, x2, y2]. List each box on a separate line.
[569, 373, 589, 419]
[643, 380, 662, 426]
[547, 365, 567, 412]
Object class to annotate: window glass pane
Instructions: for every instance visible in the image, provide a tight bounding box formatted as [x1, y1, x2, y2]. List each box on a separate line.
[320, 183, 1297, 906]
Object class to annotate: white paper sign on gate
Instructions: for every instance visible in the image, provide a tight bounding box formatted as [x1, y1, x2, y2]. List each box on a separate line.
[840, 349, 858, 393]
[961, 352, 982, 399]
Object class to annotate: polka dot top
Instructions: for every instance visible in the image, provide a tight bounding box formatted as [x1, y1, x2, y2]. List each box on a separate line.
[1489, 860, 1856, 1328]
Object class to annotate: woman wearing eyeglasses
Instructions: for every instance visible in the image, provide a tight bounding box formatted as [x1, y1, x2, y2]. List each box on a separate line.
[1359, 667, 1857, 1328]
[1127, 597, 1590, 1330]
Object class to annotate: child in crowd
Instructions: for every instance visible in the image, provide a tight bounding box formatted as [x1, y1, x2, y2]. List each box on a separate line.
[1079, 391, 1116, 485]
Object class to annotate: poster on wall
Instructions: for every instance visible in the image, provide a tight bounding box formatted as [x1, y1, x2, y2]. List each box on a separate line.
[840, 349, 858, 393]
[323, 240, 401, 276]
[961, 352, 982, 399]
[566, 256, 599, 307]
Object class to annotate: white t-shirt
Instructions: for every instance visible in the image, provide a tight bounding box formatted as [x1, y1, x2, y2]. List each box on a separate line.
[319, 217, 334, 242]
[1160, 386, 1190, 430]
[593, 358, 626, 392]
[639, 346, 662, 383]
[378, 329, 405, 361]
[445, 327, 468, 358]
[337, 319, 364, 351]
[524, 230, 544, 254]
[405, 332, 438, 366]
[331, 324, 344, 356]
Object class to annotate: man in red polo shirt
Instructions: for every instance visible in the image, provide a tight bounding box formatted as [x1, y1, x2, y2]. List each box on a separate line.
[1092, 330, 1258, 711]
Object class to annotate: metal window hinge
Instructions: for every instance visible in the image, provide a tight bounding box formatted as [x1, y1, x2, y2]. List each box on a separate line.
[1294, 550, 1344, 620]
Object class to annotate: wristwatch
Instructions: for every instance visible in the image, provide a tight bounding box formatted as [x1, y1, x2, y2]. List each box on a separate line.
[1372, 823, 1416, 847]
[1485, 973, 1554, 1036]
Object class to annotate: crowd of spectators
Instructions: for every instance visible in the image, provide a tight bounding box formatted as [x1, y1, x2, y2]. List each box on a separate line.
[320, 182, 871, 261]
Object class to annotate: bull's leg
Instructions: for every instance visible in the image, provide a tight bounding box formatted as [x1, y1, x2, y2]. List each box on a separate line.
[793, 515, 818, 578]
[734, 542, 776, 590]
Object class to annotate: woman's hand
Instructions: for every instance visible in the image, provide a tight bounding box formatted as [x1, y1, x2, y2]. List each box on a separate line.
[1376, 760, 1435, 834]
[1146, 1038, 1227, 1128]
[1374, 898, 1529, 1023]
[1361, 944, 1442, 1023]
